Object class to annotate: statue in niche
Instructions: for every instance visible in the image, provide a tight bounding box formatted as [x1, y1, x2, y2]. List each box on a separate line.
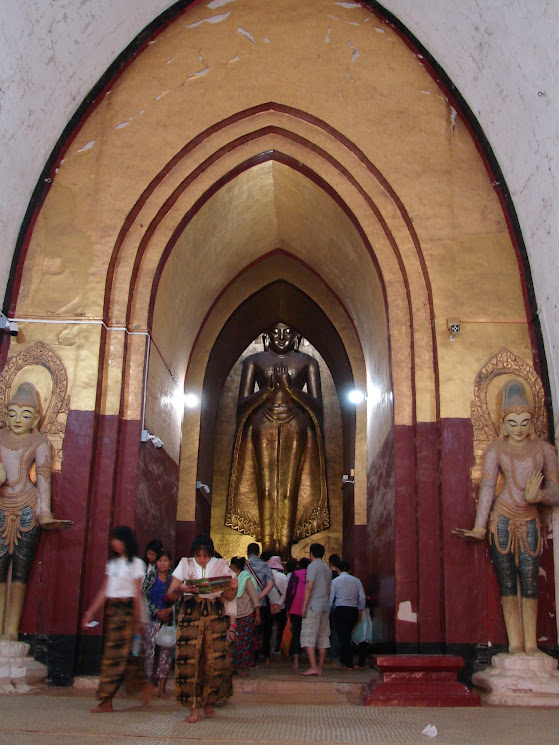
[0, 382, 72, 640]
[226, 322, 329, 557]
[453, 379, 559, 655]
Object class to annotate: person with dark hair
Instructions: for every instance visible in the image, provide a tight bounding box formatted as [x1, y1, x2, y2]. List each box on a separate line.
[142, 549, 174, 697]
[167, 534, 238, 723]
[143, 539, 163, 575]
[230, 556, 261, 675]
[245, 542, 274, 667]
[81, 526, 151, 713]
[284, 557, 310, 669]
[328, 554, 342, 580]
[327, 553, 342, 658]
[300, 543, 331, 676]
[330, 560, 366, 669]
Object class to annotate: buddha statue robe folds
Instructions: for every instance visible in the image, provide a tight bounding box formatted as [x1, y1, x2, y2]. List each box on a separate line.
[225, 323, 329, 557]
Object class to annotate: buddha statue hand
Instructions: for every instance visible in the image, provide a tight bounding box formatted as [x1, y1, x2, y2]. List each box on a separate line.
[524, 469, 543, 503]
[451, 526, 486, 541]
[275, 364, 292, 390]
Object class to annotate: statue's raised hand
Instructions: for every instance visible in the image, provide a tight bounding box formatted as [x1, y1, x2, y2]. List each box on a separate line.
[524, 469, 543, 503]
[451, 526, 486, 541]
[276, 364, 291, 390]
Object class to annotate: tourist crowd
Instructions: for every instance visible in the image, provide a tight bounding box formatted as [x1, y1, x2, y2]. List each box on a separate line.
[81, 528, 370, 722]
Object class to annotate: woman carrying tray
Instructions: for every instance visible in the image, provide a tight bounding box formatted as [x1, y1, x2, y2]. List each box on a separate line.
[167, 534, 237, 723]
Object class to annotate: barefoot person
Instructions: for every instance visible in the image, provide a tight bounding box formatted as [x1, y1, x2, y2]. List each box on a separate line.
[81, 526, 151, 713]
[300, 543, 331, 676]
[453, 379, 559, 655]
[167, 535, 237, 723]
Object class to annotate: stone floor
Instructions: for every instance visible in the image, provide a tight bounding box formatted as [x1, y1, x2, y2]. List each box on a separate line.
[3, 690, 559, 745]
[3, 657, 559, 745]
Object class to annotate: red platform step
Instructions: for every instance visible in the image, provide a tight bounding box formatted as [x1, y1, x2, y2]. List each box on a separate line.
[364, 654, 481, 707]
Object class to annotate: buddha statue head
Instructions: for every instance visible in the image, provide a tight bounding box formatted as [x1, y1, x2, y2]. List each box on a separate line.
[6, 382, 41, 437]
[500, 379, 534, 445]
[266, 322, 300, 355]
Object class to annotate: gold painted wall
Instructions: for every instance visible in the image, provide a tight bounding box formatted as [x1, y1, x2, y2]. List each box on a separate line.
[9, 0, 534, 538]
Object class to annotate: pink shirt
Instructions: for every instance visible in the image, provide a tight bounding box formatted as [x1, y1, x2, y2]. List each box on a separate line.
[287, 568, 307, 616]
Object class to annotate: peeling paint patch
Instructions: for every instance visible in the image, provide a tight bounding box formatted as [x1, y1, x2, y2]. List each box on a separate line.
[539, 566, 547, 578]
[346, 73, 354, 82]
[228, 55, 240, 63]
[77, 140, 95, 153]
[166, 58, 175, 64]
[237, 27, 256, 43]
[335, 1, 361, 7]
[186, 68, 209, 81]
[154, 91, 169, 101]
[348, 42, 359, 63]
[148, 40, 158, 45]
[186, 12, 230, 28]
[375, 27, 387, 34]
[264, 36, 270, 43]
[325, 27, 331, 43]
[115, 110, 144, 130]
[397, 601, 417, 623]
[421, 90, 432, 95]
[329, 14, 359, 26]
[449, 106, 457, 133]
[207, 0, 235, 8]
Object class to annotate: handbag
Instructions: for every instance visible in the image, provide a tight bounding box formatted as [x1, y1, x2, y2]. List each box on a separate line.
[155, 607, 176, 649]
[280, 613, 292, 656]
[246, 560, 282, 613]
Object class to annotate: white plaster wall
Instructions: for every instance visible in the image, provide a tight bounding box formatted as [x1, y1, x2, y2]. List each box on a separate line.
[0, 0, 175, 293]
[1, 0, 558, 417]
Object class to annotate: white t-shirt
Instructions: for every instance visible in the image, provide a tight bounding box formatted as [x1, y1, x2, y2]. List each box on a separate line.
[105, 556, 146, 598]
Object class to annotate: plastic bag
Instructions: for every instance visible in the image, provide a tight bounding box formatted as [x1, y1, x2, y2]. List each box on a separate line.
[351, 608, 373, 644]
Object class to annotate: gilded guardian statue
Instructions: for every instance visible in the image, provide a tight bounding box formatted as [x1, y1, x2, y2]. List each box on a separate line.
[0, 382, 71, 640]
[226, 323, 329, 557]
[453, 379, 559, 655]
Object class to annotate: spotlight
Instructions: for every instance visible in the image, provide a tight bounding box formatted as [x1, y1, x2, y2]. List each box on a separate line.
[184, 392, 199, 408]
[348, 389, 366, 404]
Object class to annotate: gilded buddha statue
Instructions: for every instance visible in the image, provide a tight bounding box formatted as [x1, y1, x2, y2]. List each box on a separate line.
[226, 323, 329, 557]
[454, 379, 559, 655]
[0, 382, 71, 640]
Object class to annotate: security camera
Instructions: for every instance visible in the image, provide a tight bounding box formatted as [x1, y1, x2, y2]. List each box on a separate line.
[0, 314, 18, 336]
[140, 429, 164, 448]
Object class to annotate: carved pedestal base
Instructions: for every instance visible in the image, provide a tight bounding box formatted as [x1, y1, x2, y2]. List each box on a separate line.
[473, 652, 559, 706]
[0, 641, 47, 694]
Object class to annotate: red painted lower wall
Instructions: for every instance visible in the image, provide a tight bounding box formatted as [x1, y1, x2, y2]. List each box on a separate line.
[135, 443, 179, 561]
[16, 409, 557, 663]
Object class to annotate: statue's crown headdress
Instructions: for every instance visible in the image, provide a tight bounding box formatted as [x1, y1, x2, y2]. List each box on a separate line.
[8, 382, 40, 410]
[501, 379, 533, 419]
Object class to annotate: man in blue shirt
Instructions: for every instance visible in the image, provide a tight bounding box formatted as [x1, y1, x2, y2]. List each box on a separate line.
[329, 560, 366, 669]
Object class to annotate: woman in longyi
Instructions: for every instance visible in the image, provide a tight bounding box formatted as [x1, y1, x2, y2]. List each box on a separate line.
[167, 534, 237, 723]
